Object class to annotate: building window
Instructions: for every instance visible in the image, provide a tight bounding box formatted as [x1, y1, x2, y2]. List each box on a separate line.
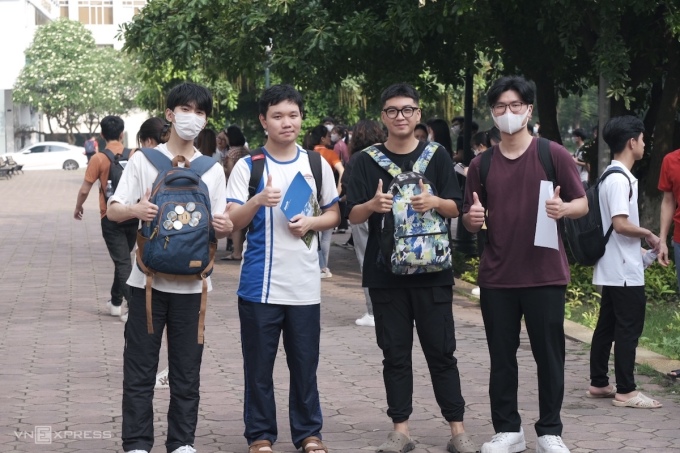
[121, 0, 146, 15]
[60, 0, 68, 17]
[78, 0, 113, 24]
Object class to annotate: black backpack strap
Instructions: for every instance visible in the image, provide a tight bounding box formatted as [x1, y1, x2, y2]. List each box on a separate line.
[307, 149, 323, 203]
[478, 146, 494, 207]
[598, 167, 633, 242]
[102, 148, 116, 164]
[121, 148, 132, 160]
[248, 147, 265, 200]
[537, 137, 556, 185]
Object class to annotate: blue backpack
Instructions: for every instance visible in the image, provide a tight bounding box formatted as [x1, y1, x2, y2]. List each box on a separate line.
[136, 148, 218, 344]
[365, 142, 452, 275]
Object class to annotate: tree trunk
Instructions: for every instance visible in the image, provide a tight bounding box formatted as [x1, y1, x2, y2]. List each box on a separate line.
[532, 73, 561, 144]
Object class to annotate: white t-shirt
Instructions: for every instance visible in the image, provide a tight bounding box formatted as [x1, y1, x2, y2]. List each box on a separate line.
[226, 146, 339, 305]
[593, 161, 644, 286]
[108, 144, 227, 294]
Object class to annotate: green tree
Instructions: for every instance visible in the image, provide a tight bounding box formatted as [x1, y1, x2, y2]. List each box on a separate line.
[14, 19, 141, 142]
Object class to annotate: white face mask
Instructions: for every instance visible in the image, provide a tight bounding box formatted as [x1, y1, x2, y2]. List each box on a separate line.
[325, 124, 334, 132]
[493, 108, 530, 135]
[330, 133, 339, 143]
[173, 112, 206, 141]
[451, 125, 461, 135]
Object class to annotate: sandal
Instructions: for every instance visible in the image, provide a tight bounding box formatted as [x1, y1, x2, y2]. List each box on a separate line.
[612, 392, 663, 409]
[376, 431, 415, 453]
[585, 384, 617, 398]
[301, 436, 328, 453]
[667, 369, 680, 379]
[447, 432, 479, 453]
[249, 439, 275, 453]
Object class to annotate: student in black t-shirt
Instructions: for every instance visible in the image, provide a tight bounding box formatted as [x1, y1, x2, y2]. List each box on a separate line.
[346, 83, 477, 453]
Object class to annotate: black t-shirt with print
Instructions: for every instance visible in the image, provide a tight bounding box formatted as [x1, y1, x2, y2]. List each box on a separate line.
[346, 140, 461, 288]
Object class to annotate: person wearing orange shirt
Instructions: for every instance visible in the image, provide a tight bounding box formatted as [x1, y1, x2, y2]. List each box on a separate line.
[74, 116, 138, 320]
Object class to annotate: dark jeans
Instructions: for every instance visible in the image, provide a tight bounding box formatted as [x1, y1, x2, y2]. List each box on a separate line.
[480, 285, 566, 437]
[370, 286, 465, 423]
[100, 216, 137, 306]
[238, 299, 323, 449]
[590, 285, 646, 394]
[122, 287, 204, 453]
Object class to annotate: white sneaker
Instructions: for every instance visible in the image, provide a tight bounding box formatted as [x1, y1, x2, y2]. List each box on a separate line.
[481, 427, 526, 453]
[126, 450, 149, 453]
[155, 367, 169, 389]
[171, 446, 196, 453]
[536, 435, 569, 453]
[471, 286, 481, 297]
[120, 300, 129, 323]
[355, 313, 375, 327]
[107, 300, 122, 317]
[320, 268, 333, 279]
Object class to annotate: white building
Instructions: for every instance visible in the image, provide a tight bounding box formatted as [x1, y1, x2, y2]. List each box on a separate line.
[0, 0, 147, 154]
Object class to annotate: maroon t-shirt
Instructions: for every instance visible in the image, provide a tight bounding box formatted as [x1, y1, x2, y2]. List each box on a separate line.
[463, 138, 585, 288]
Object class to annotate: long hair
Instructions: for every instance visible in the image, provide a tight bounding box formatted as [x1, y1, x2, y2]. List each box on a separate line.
[426, 118, 453, 155]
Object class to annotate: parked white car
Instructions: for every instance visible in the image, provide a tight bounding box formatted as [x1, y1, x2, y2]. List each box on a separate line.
[5, 141, 88, 170]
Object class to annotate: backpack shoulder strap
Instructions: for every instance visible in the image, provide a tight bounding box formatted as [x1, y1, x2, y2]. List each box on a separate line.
[307, 149, 323, 202]
[598, 167, 633, 200]
[412, 142, 439, 173]
[102, 148, 116, 163]
[248, 147, 265, 200]
[537, 137, 556, 185]
[364, 145, 401, 177]
[479, 146, 495, 207]
[139, 147, 173, 172]
[121, 148, 132, 160]
[188, 155, 218, 177]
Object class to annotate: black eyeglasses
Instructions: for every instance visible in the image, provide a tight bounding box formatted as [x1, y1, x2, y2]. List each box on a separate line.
[492, 102, 526, 115]
[382, 106, 420, 119]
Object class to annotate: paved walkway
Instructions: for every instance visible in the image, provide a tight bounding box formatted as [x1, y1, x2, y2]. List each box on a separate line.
[0, 170, 679, 453]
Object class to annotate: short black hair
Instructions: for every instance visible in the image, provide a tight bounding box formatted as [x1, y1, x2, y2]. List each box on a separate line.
[603, 115, 645, 157]
[572, 128, 587, 140]
[258, 84, 304, 117]
[100, 115, 124, 141]
[166, 82, 213, 117]
[487, 76, 535, 107]
[322, 116, 335, 124]
[226, 125, 246, 147]
[415, 123, 428, 134]
[380, 83, 420, 107]
[451, 116, 464, 125]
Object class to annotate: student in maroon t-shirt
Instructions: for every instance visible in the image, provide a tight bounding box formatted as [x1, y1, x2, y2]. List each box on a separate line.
[463, 76, 587, 453]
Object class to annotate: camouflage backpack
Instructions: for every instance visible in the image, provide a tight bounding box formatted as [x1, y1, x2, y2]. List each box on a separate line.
[365, 142, 452, 275]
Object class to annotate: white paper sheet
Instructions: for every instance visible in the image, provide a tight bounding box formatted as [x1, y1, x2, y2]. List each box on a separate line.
[534, 180, 559, 250]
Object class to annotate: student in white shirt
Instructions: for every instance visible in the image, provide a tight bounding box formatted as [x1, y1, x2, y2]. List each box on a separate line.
[587, 115, 663, 409]
[225, 84, 339, 453]
[107, 82, 233, 453]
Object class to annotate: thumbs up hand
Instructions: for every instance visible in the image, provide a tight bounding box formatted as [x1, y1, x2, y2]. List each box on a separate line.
[371, 179, 394, 214]
[545, 185, 565, 219]
[467, 192, 486, 228]
[134, 188, 159, 221]
[212, 203, 234, 237]
[257, 174, 282, 207]
[411, 178, 437, 213]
